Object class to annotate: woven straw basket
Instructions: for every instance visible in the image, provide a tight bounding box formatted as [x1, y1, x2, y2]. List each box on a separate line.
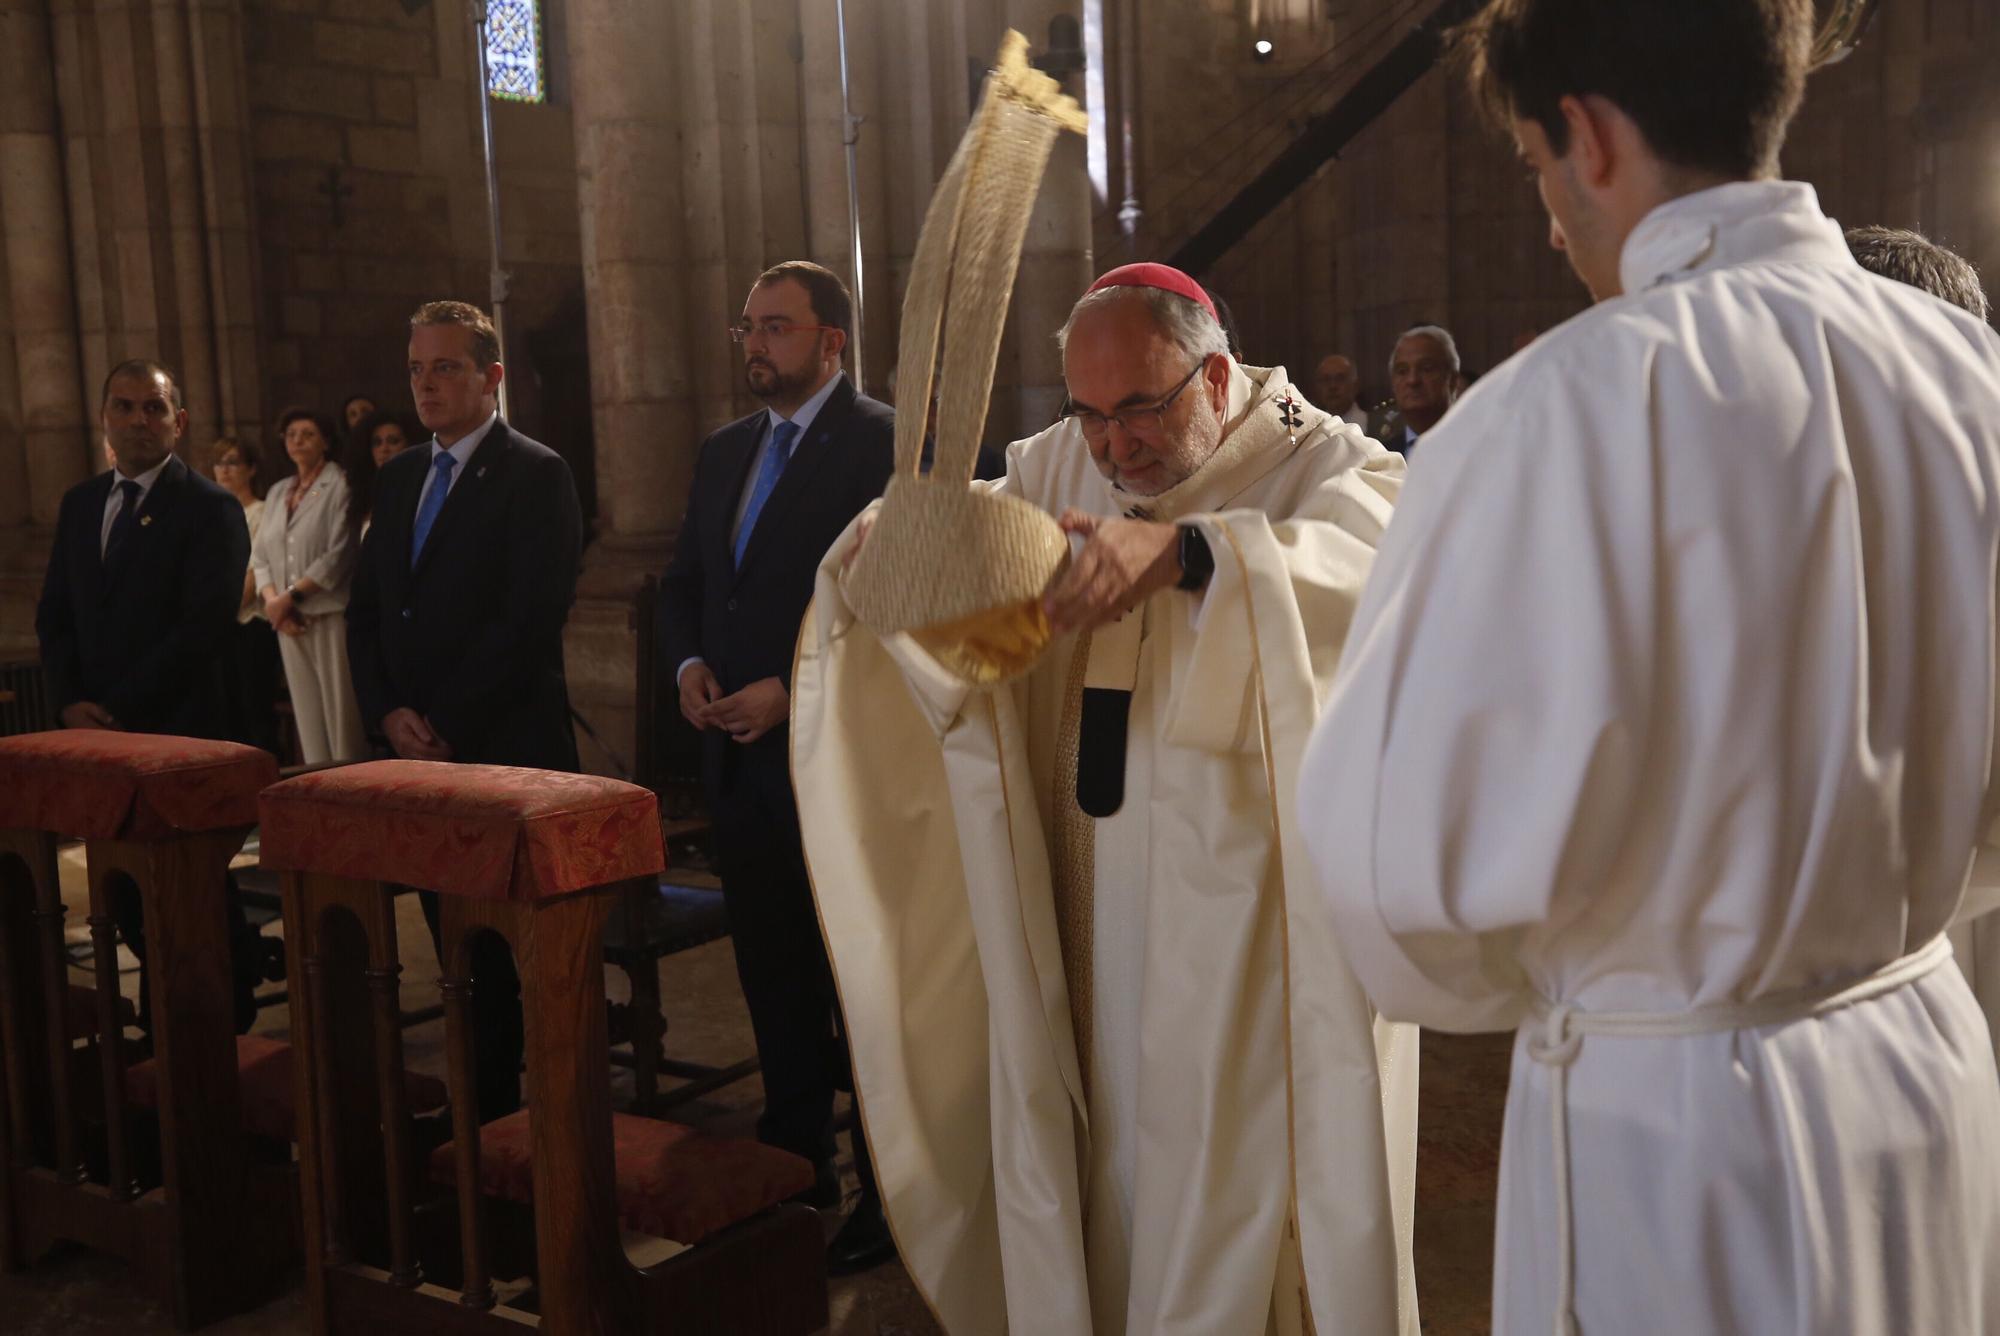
[844, 32, 1085, 686]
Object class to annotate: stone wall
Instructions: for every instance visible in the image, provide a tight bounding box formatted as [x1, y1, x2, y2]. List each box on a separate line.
[241, 0, 583, 464]
[0, 0, 584, 662]
[1102, 0, 1999, 410]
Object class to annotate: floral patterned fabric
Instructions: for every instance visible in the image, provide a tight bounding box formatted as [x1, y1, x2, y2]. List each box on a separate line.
[257, 759, 664, 901]
[122, 1033, 448, 1143]
[0, 730, 277, 840]
[427, 1109, 815, 1244]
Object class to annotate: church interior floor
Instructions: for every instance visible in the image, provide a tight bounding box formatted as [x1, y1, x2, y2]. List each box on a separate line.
[3, 845, 1513, 1334]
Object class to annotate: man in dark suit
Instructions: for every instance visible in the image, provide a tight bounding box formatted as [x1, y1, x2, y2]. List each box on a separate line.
[36, 359, 262, 1028]
[348, 300, 583, 1119]
[658, 261, 895, 1273]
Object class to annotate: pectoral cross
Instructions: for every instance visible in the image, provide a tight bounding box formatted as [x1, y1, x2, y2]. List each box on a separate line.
[318, 165, 353, 230]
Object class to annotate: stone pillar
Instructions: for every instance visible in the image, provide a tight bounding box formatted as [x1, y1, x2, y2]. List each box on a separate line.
[1000, 2, 1094, 445]
[46, 0, 263, 455]
[566, 0, 691, 595]
[0, 0, 88, 525]
[0, 0, 89, 653]
[563, 0, 700, 774]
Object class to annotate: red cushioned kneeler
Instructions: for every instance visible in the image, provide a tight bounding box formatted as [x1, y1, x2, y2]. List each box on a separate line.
[0, 729, 288, 1328]
[258, 760, 827, 1336]
[124, 1035, 447, 1144]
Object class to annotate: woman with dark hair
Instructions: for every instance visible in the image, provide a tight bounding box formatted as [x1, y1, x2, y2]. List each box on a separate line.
[209, 435, 281, 754]
[340, 393, 377, 433]
[344, 410, 420, 538]
[252, 407, 366, 762]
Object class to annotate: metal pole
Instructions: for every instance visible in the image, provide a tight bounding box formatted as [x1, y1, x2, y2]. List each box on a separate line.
[834, 0, 866, 394]
[1116, 0, 1141, 253]
[471, 0, 512, 418]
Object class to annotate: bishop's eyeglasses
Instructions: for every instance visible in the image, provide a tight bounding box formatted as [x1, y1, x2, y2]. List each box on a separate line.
[1061, 356, 1210, 441]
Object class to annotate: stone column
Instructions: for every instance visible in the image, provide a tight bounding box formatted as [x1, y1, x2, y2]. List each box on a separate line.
[1001, 1, 1094, 445]
[0, 0, 89, 653]
[562, 0, 700, 774]
[46, 0, 263, 455]
[566, 0, 691, 595]
[0, 0, 89, 528]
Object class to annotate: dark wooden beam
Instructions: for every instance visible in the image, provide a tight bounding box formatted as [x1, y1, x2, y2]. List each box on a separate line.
[1167, 0, 1486, 276]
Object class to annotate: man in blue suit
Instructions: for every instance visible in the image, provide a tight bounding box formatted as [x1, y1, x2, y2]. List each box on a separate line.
[348, 300, 584, 1120]
[658, 261, 896, 1273]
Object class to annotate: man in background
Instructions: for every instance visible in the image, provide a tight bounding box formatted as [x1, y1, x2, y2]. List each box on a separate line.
[1313, 351, 1361, 422]
[36, 359, 262, 1029]
[1373, 324, 1461, 453]
[657, 261, 896, 1273]
[348, 300, 584, 1120]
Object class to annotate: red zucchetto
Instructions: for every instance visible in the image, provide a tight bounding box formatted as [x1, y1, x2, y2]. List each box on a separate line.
[1084, 262, 1218, 321]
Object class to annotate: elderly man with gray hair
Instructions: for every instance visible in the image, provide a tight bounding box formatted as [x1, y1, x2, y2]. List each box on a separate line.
[1370, 323, 1462, 455]
[800, 261, 1419, 1334]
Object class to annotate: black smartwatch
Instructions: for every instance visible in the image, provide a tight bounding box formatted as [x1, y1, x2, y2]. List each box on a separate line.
[1175, 523, 1214, 592]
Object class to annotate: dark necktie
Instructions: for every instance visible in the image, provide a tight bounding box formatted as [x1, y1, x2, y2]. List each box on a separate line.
[103, 479, 143, 565]
[734, 419, 800, 567]
[410, 451, 459, 564]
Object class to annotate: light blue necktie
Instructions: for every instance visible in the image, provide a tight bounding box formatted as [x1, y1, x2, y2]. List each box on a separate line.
[734, 420, 799, 567]
[410, 450, 458, 564]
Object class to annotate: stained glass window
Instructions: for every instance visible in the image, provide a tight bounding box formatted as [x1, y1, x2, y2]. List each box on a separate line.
[485, 0, 545, 103]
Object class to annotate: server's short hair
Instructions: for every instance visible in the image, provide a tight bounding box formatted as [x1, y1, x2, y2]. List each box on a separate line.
[1456, 0, 1813, 181]
[1845, 226, 1990, 323]
[410, 300, 502, 368]
[754, 261, 854, 341]
[100, 359, 183, 411]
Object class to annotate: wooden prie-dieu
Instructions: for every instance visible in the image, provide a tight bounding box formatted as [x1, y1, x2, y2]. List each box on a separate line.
[257, 759, 827, 1336]
[0, 729, 292, 1328]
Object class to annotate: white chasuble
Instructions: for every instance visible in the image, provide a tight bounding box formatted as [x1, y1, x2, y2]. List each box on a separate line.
[1303, 181, 2000, 1336]
[793, 362, 1418, 1335]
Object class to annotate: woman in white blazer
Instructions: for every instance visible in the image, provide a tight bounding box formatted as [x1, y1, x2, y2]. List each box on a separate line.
[252, 407, 367, 763]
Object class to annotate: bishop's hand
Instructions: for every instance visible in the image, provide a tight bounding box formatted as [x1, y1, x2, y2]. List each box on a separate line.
[1042, 510, 1182, 635]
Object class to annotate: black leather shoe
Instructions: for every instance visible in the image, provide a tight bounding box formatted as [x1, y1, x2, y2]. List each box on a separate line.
[826, 1195, 896, 1276]
[794, 1158, 842, 1211]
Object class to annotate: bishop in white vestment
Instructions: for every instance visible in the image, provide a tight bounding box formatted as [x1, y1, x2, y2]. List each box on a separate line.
[793, 268, 1418, 1335]
[1304, 177, 2000, 1333]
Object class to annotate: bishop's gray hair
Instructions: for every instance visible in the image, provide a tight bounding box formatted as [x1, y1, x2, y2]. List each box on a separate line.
[1057, 286, 1230, 365]
[1390, 324, 1461, 376]
[1846, 226, 1990, 324]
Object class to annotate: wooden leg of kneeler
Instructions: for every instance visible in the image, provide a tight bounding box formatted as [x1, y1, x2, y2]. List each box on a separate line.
[284, 871, 335, 1336]
[119, 831, 258, 1327]
[437, 898, 496, 1312]
[447, 892, 629, 1335]
[362, 883, 423, 1290]
[0, 832, 57, 1268]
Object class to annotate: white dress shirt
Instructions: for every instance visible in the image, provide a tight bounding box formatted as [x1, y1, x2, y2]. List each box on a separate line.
[413, 411, 501, 516]
[680, 372, 847, 686]
[99, 457, 171, 556]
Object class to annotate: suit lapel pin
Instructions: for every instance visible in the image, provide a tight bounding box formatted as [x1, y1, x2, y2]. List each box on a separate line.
[139, 515, 153, 527]
[477, 466, 487, 479]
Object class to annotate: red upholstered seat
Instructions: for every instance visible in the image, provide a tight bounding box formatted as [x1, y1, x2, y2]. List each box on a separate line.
[0, 730, 278, 840]
[258, 760, 665, 901]
[427, 1110, 816, 1245]
[124, 1034, 449, 1143]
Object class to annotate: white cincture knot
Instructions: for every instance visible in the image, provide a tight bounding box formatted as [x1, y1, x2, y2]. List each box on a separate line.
[1520, 936, 1953, 1336]
[1526, 1002, 1582, 1067]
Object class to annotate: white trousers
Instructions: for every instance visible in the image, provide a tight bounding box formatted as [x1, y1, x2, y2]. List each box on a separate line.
[277, 611, 367, 764]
